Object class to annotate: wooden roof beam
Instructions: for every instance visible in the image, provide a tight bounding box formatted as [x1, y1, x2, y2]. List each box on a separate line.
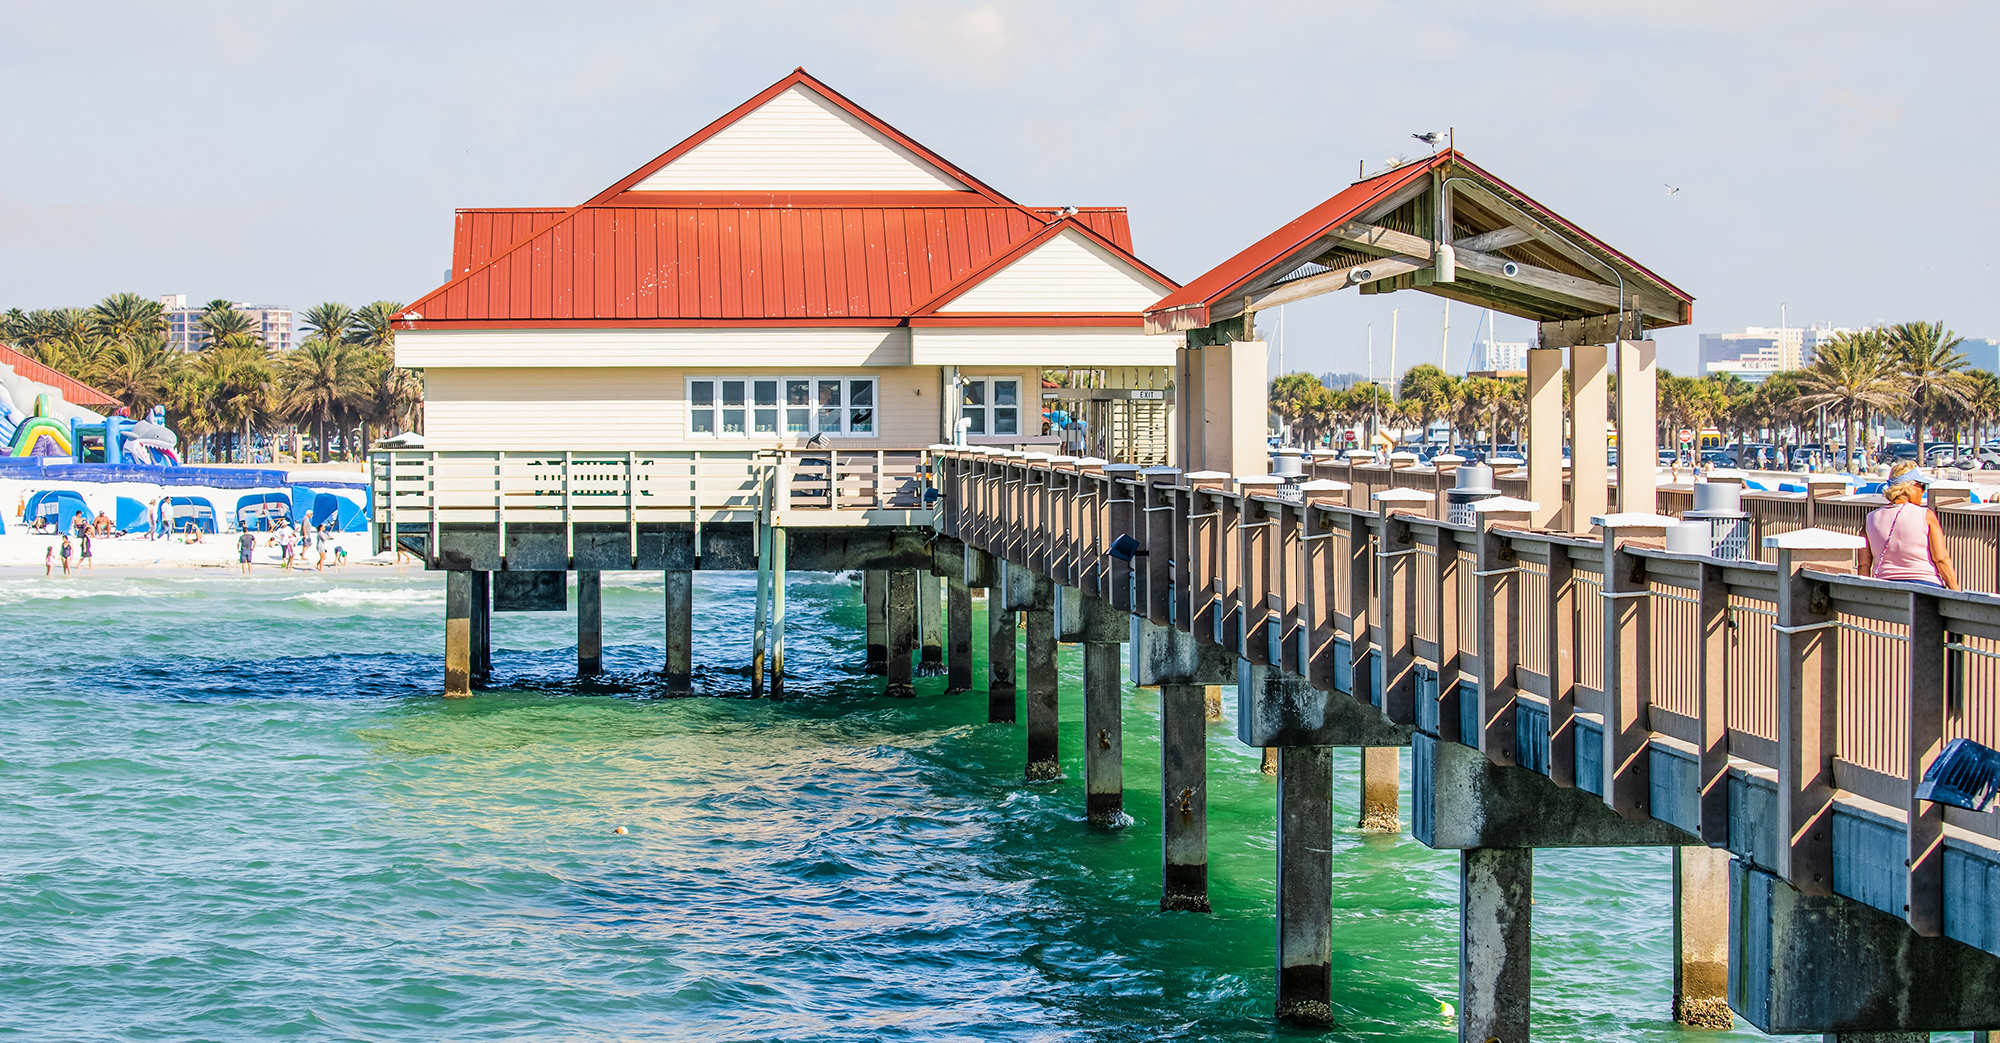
[1209, 254, 1428, 322]
[1454, 247, 1682, 324]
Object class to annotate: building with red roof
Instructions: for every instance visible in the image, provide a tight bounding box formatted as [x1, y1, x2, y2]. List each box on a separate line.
[0, 342, 121, 413]
[396, 69, 1181, 460]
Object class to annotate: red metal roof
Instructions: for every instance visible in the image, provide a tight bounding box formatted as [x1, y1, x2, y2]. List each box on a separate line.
[402, 69, 1173, 330]
[1144, 151, 1692, 332]
[0, 343, 121, 410]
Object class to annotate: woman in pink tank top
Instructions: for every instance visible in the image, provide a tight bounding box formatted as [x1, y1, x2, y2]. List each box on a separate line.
[1857, 465, 1960, 590]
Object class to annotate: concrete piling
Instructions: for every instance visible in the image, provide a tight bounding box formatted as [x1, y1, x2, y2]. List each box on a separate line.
[1275, 745, 1334, 1022]
[919, 572, 944, 676]
[947, 572, 974, 694]
[887, 569, 918, 698]
[576, 569, 602, 677]
[1160, 683, 1209, 911]
[470, 570, 491, 687]
[864, 570, 888, 675]
[664, 569, 693, 694]
[988, 600, 1017, 723]
[445, 570, 472, 698]
[1024, 602, 1058, 780]
[1459, 846, 1533, 1043]
[1359, 746, 1399, 832]
[1674, 845, 1732, 1028]
[1083, 641, 1123, 826]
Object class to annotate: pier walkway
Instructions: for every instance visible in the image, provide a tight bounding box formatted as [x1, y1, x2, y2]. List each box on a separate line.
[375, 445, 2000, 1041]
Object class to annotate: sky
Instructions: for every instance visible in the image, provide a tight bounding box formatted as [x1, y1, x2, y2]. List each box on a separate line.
[2, 0, 1994, 379]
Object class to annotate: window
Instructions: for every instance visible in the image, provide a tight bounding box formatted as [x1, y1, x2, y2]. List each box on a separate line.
[689, 375, 878, 438]
[960, 377, 1021, 437]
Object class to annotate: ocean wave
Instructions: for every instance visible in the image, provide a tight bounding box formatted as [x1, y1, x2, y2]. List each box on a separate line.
[282, 587, 445, 608]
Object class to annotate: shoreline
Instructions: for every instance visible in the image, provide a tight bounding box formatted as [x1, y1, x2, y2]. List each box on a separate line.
[0, 531, 402, 571]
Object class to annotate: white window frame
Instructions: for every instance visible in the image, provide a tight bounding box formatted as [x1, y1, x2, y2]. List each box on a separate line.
[686, 375, 879, 439]
[958, 376, 1025, 438]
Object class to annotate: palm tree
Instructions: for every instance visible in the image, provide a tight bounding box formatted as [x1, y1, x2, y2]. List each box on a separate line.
[91, 293, 167, 346]
[1891, 320, 1971, 447]
[198, 300, 256, 352]
[95, 334, 182, 417]
[1456, 377, 1505, 454]
[1398, 364, 1459, 447]
[196, 335, 273, 461]
[1797, 330, 1900, 470]
[300, 301, 355, 345]
[349, 301, 403, 351]
[277, 337, 368, 461]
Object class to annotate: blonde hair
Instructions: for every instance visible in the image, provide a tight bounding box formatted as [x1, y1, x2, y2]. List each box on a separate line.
[1885, 461, 1925, 504]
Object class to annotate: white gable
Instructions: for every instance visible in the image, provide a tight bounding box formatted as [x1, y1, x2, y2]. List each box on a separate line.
[632, 85, 974, 193]
[938, 229, 1173, 313]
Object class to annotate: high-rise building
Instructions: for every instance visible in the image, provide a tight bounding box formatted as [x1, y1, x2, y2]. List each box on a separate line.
[1697, 323, 1851, 382]
[158, 294, 294, 353]
[1469, 339, 1528, 375]
[1961, 338, 1999, 374]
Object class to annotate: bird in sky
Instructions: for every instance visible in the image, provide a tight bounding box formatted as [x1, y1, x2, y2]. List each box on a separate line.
[1412, 131, 1444, 151]
[1665, 184, 1681, 195]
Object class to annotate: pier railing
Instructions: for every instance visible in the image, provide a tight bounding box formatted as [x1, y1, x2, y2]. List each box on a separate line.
[369, 448, 935, 554]
[934, 449, 2000, 942]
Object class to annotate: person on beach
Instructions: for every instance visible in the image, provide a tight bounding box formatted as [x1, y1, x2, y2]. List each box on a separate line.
[79, 529, 92, 572]
[315, 524, 331, 571]
[59, 535, 72, 575]
[45, 544, 54, 576]
[71, 511, 87, 541]
[238, 527, 257, 576]
[1857, 463, 1960, 590]
[333, 544, 348, 569]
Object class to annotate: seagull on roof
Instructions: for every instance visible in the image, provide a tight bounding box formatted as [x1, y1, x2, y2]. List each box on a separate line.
[1412, 131, 1444, 151]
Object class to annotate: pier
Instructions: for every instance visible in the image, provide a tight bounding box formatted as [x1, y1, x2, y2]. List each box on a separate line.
[376, 72, 2000, 1040]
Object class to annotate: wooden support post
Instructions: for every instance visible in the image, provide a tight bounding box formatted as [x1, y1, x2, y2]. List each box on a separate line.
[1375, 493, 1429, 723]
[1348, 510, 1374, 705]
[1025, 595, 1059, 780]
[947, 570, 973, 694]
[576, 569, 602, 678]
[1672, 845, 1733, 1028]
[771, 529, 787, 695]
[1526, 347, 1564, 529]
[445, 569, 472, 698]
[1697, 562, 1730, 844]
[470, 570, 491, 688]
[886, 569, 917, 698]
[1569, 343, 1609, 526]
[1616, 339, 1659, 514]
[864, 570, 888, 675]
[1277, 503, 1304, 674]
[919, 572, 944, 676]
[1600, 515, 1672, 818]
[664, 568, 693, 694]
[1359, 746, 1399, 832]
[1436, 530, 1464, 744]
[1084, 641, 1124, 827]
[1545, 543, 1578, 787]
[1907, 591, 1945, 937]
[1241, 494, 1274, 666]
[1770, 530, 1862, 895]
[1474, 499, 1535, 765]
[1146, 476, 1178, 625]
[1303, 500, 1342, 692]
[1275, 744, 1334, 1023]
[1459, 847, 1533, 1043]
[1161, 683, 1209, 911]
[1191, 489, 1221, 645]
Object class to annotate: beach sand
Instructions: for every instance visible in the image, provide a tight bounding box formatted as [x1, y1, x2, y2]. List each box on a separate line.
[0, 530, 402, 571]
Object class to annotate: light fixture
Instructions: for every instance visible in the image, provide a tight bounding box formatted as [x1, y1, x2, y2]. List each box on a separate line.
[1501, 261, 1521, 278]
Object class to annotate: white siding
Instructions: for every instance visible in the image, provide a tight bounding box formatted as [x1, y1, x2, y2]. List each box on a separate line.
[632, 85, 974, 193]
[910, 326, 1179, 367]
[423, 366, 941, 450]
[937, 230, 1174, 313]
[398, 327, 910, 369]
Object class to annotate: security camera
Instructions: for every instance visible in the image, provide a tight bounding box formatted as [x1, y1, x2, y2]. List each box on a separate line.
[1501, 261, 1521, 278]
[1349, 267, 1374, 283]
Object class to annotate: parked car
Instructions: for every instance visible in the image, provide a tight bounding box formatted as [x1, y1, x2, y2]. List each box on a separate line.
[1658, 449, 1678, 466]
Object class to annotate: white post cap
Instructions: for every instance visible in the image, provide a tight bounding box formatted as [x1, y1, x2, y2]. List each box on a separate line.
[1762, 528, 1867, 551]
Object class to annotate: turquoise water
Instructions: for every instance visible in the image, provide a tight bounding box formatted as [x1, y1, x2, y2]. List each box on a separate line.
[0, 568, 1774, 1041]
